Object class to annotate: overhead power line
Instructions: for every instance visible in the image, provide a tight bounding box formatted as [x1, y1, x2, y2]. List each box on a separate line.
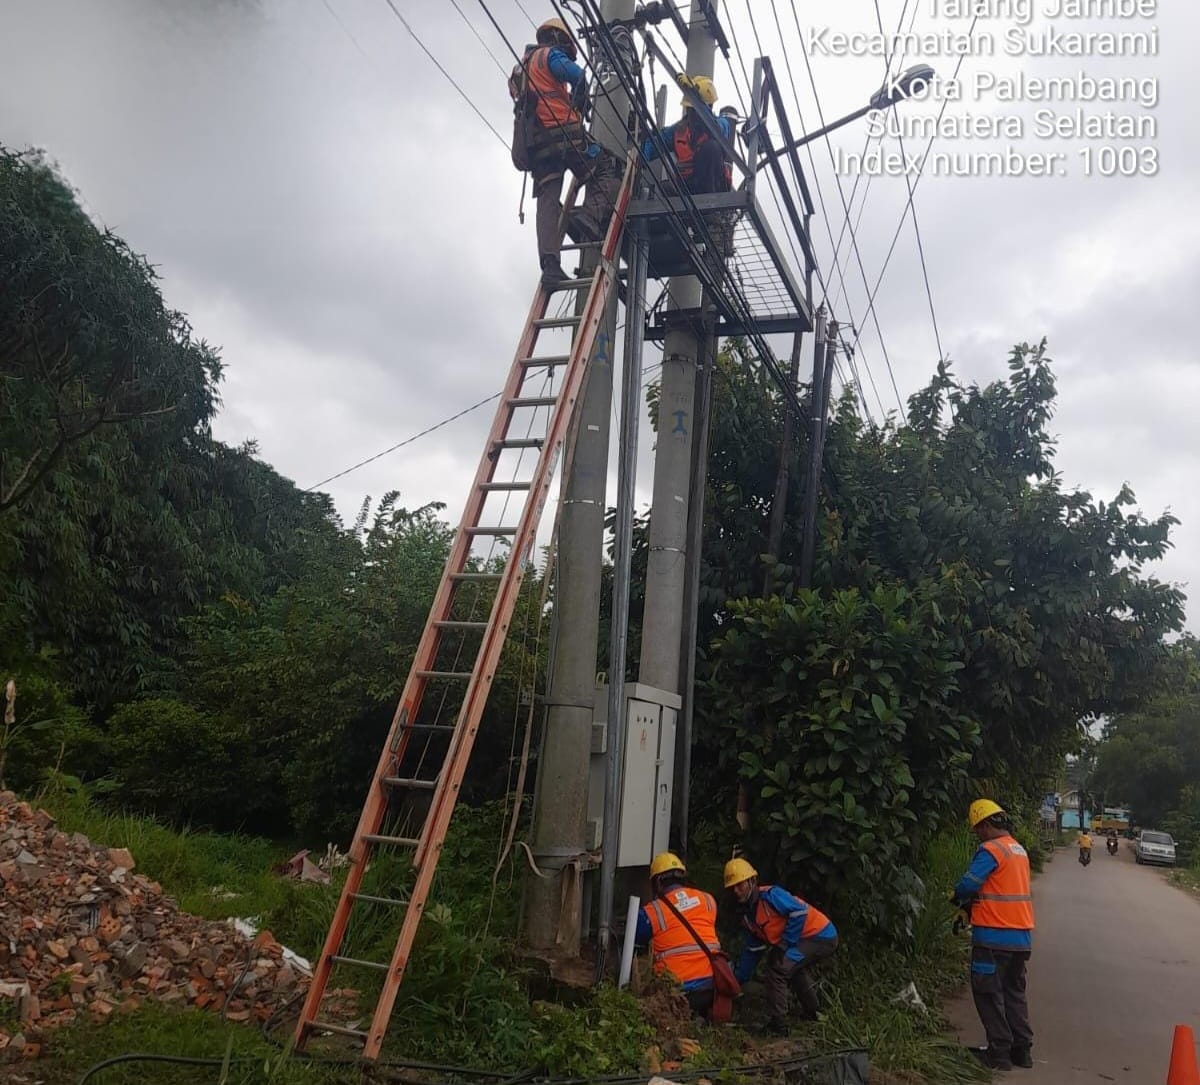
[305, 391, 502, 492]
[849, 14, 981, 362]
[380, 0, 509, 148]
[873, 0, 944, 366]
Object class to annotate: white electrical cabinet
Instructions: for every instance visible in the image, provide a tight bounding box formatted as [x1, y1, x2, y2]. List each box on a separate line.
[587, 683, 680, 868]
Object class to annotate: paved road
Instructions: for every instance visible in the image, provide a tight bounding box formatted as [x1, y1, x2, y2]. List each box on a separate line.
[946, 842, 1200, 1082]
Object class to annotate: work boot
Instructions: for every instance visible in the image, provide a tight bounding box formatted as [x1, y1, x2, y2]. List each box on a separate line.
[969, 1047, 1014, 1071]
[1010, 1046, 1033, 1069]
[762, 1016, 789, 1037]
[539, 256, 568, 289]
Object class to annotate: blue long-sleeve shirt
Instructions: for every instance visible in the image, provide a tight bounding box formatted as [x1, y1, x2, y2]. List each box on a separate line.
[955, 846, 1033, 951]
[732, 885, 837, 984]
[641, 113, 734, 163]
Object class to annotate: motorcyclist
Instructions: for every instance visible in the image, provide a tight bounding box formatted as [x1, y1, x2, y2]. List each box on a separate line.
[1106, 833, 1119, 855]
[1078, 830, 1092, 864]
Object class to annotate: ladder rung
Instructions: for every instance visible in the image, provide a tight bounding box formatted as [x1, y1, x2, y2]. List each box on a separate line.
[507, 396, 559, 409]
[477, 481, 531, 492]
[533, 316, 581, 329]
[465, 526, 518, 536]
[449, 572, 502, 582]
[434, 619, 488, 629]
[494, 438, 543, 450]
[518, 354, 570, 368]
[309, 1021, 366, 1040]
[351, 892, 409, 907]
[361, 833, 422, 848]
[560, 241, 601, 251]
[546, 277, 592, 292]
[383, 776, 439, 790]
[416, 670, 473, 680]
[332, 955, 391, 972]
[402, 722, 459, 733]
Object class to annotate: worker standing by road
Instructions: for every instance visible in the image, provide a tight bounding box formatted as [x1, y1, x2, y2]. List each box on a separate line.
[634, 852, 721, 1021]
[954, 799, 1036, 1071]
[509, 17, 620, 287]
[724, 857, 839, 1035]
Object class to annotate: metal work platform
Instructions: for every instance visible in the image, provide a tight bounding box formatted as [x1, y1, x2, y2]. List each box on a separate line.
[627, 47, 822, 348]
[627, 188, 812, 339]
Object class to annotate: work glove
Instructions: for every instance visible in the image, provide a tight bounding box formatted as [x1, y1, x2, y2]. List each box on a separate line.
[676, 72, 692, 90]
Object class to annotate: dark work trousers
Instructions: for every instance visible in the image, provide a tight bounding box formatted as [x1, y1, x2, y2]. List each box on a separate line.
[684, 137, 731, 195]
[530, 123, 620, 267]
[685, 985, 714, 1020]
[970, 946, 1033, 1055]
[762, 937, 838, 1020]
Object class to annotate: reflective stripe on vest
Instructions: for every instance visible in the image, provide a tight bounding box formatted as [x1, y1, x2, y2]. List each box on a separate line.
[526, 46, 580, 131]
[643, 888, 719, 984]
[971, 836, 1035, 930]
[742, 885, 831, 946]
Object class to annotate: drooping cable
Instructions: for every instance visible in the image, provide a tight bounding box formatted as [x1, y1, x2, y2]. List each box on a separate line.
[848, 14, 981, 361]
[873, 0, 944, 366]
[786, 0, 903, 414]
[380, 0, 509, 147]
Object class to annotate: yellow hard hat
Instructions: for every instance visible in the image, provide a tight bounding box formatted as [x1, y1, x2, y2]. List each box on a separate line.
[968, 799, 1005, 829]
[649, 851, 687, 878]
[538, 17, 571, 38]
[679, 74, 718, 108]
[723, 857, 758, 888]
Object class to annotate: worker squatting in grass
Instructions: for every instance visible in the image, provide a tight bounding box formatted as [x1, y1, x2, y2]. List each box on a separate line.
[635, 850, 840, 1037]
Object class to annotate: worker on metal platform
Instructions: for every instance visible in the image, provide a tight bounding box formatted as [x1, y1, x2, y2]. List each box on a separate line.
[724, 857, 839, 1035]
[642, 75, 734, 195]
[635, 852, 724, 1021]
[509, 17, 620, 288]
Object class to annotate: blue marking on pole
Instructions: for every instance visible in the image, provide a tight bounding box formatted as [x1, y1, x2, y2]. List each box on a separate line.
[671, 410, 688, 436]
[595, 332, 610, 365]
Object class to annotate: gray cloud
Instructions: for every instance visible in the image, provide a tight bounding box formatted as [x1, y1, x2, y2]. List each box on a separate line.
[2, 0, 1193, 627]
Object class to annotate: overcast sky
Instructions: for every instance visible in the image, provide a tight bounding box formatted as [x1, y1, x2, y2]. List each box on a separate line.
[2, 0, 1194, 630]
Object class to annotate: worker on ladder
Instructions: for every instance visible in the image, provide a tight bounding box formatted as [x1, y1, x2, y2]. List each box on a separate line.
[510, 17, 621, 288]
[635, 852, 723, 1022]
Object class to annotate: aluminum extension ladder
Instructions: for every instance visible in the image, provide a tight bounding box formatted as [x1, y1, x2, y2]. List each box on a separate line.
[295, 157, 635, 1060]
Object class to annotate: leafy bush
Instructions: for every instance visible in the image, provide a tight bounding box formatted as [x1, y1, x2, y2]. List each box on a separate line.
[107, 698, 268, 830]
[706, 584, 979, 935]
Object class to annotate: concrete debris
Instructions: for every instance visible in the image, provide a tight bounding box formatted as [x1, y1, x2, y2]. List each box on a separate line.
[0, 791, 312, 1061]
[277, 849, 331, 885]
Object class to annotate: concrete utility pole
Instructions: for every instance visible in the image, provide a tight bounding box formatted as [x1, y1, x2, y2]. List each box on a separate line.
[638, 1, 720, 706]
[799, 319, 837, 590]
[523, 0, 635, 956]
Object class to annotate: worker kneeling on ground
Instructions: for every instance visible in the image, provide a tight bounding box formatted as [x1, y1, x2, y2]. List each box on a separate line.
[635, 852, 722, 1021]
[642, 75, 734, 195]
[954, 799, 1036, 1072]
[510, 17, 620, 288]
[724, 857, 838, 1036]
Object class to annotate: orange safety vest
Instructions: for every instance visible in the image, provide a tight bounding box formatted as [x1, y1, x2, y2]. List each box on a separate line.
[742, 885, 831, 946]
[673, 121, 733, 187]
[971, 836, 1035, 930]
[525, 46, 581, 131]
[643, 887, 720, 984]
